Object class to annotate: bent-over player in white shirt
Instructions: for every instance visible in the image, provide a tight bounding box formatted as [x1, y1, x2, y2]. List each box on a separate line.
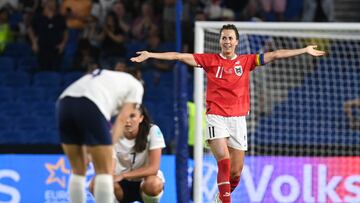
[57, 69, 144, 203]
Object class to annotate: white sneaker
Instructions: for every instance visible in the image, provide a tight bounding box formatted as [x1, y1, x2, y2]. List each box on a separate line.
[214, 193, 222, 203]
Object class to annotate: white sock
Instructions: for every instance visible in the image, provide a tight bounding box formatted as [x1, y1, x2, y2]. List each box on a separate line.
[68, 174, 86, 203]
[94, 174, 114, 203]
[141, 190, 163, 203]
[114, 194, 120, 203]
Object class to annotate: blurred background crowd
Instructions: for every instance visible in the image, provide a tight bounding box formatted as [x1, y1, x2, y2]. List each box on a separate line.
[1, 0, 359, 72]
[0, 0, 359, 152]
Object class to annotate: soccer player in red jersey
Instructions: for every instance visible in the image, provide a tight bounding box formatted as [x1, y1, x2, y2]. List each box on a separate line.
[131, 24, 325, 203]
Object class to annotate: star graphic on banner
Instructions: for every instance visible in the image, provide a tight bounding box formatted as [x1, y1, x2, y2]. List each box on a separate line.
[45, 157, 70, 188]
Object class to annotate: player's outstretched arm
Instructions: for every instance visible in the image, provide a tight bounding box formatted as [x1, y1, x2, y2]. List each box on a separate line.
[263, 45, 326, 64]
[131, 51, 198, 67]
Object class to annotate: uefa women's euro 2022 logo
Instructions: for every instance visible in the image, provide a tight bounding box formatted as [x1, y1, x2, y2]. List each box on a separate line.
[44, 157, 95, 203]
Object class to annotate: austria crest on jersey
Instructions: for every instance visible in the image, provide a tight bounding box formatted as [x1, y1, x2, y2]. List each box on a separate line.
[234, 65, 243, 76]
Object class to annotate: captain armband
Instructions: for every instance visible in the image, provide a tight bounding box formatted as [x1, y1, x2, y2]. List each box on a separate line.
[255, 53, 265, 66]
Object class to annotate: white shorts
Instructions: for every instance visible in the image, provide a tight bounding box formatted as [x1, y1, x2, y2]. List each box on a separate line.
[205, 114, 248, 151]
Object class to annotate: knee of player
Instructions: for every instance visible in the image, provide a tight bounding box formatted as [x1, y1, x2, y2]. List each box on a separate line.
[230, 171, 241, 180]
[230, 165, 244, 177]
[142, 176, 164, 196]
[230, 170, 242, 178]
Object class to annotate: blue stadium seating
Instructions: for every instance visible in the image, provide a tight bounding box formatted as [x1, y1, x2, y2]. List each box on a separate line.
[0, 87, 15, 102]
[0, 115, 12, 131]
[1, 71, 30, 87]
[40, 115, 57, 131]
[143, 100, 156, 115]
[0, 130, 24, 144]
[33, 71, 62, 87]
[43, 87, 62, 101]
[63, 71, 83, 87]
[0, 56, 15, 72]
[30, 102, 55, 118]
[3, 42, 33, 58]
[31, 130, 60, 144]
[153, 115, 175, 145]
[16, 87, 45, 102]
[158, 71, 174, 86]
[1, 101, 27, 118]
[0, 129, 59, 144]
[16, 56, 37, 72]
[16, 115, 42, 131]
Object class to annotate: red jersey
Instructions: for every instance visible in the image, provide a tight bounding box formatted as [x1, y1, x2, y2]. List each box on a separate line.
[193, 53, 264, 117]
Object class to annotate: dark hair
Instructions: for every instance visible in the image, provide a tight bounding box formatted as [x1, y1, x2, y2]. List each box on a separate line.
[106, 11, 120, 30]
[134, 105, 152, 152]
[219, 24, 239, 40]
[126, 67, 142, 81]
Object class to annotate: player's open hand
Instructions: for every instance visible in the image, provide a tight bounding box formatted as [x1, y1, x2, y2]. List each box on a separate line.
[130, 51, 150, 63]
[306, 45, 326, 56]
[114, 174, 125, 182]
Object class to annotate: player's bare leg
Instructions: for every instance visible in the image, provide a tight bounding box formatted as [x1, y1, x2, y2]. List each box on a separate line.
[88, 178, 95, 194]
[141, 175, 164, 203]
[62, 144, 87, 203]
[228, 147, 245, 192]
[62, 144, 87, 174]
[86, 145, 113, 174]
[87, 145, 114, 203]
[114, 181, 124, 201]
[208, 138, 230, 160]
[208, 138, 231, 203]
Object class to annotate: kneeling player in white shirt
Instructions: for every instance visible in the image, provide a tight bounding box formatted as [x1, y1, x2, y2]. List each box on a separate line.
[90, 105, 166, 203]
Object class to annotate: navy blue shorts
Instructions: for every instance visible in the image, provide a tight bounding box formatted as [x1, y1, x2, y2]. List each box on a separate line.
[56, 97, 112, 145]
[118, 179, 143, 203]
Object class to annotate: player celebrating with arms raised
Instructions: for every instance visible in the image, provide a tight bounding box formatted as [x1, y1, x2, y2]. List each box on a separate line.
[131, 24, 325, 203]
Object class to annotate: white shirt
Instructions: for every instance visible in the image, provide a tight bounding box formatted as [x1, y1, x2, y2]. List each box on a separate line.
[59, 69, 144, 120]
[113, 124, 166, 177]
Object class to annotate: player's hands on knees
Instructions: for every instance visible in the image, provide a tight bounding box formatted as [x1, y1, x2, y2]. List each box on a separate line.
[306, 45, 326, 56]
[131, 51, 149, 63]
[114, 174, 125, 182]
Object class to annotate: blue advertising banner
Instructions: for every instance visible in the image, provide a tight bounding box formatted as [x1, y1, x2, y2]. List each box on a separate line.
[1, 154, 360, 203]
[0, 155, 176, 203]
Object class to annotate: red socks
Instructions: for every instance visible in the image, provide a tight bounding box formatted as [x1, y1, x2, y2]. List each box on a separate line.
[217, 159, 231, 203]
[230, 176, 240, 192]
